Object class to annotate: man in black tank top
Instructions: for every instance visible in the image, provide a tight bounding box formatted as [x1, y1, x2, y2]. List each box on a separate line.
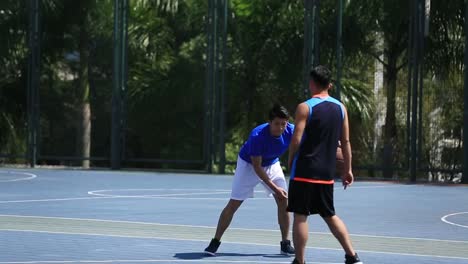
[287, 66, 363, 264]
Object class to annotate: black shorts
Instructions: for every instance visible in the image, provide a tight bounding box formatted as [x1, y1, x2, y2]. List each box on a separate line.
[287, 180, 335, 217]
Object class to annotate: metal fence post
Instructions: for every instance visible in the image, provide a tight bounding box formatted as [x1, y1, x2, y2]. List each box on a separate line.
[336, 0, 343, 101]
[111, 0, 128, 170]
[27, 0, 41, 168]
[204, 0, 215, 173]
[218, 0, 228, 174]
[303, 0, 320, 98]
[463, 0, 468, 183]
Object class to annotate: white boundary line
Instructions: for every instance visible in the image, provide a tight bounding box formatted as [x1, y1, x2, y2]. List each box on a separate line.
[0, 197, 117, 204]
[0, 214, 467, 244]
[0, 195, 266, 203]
[0, 171, 37, 183]
[0, 185, 411, 204]
[88, 189, 232, 198]
[86, 185, 409, 200]
[0, 190, 235, 204]
[0, 228, 468, 261]
[88, 189, 259, 200]
[441, 212, 468, 229]
[87, 185, 408, 196]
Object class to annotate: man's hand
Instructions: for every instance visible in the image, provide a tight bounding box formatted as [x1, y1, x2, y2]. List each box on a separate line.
[340, 105, 353, 190]
[251, 156, 287, 199]
[342, 170, 354, 190]
[274, 187, 288, 200]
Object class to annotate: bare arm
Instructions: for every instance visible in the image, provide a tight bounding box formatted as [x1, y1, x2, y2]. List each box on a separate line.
[341, 106, 354, 188]
[251, 156, 287, 199]
[288, 103, 309, 169]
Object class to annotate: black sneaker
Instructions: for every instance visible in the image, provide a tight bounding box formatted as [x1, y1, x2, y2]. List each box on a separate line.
[281, 240, 296, 255]
[291, 258, 305, 264]
[204, 238, 221, 256]
[345, 253, 363, 264]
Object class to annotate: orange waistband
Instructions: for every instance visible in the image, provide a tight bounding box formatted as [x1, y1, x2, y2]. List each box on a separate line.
[292, 177, 335, 184]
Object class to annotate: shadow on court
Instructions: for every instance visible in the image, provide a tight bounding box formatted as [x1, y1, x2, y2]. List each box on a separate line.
[174, 252, 291, 260]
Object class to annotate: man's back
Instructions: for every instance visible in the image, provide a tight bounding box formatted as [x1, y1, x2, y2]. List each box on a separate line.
[287, 65, 362, 264]
[291, 96, 344, 182]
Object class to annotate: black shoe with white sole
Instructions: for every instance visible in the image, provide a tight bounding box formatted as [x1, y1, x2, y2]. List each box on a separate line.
[345, 253, 363, 264]
[204, 238, 221, 256]
[281, 240, 296, 255]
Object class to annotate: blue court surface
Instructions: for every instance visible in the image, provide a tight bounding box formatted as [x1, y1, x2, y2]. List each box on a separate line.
[0, 168, 467, 264]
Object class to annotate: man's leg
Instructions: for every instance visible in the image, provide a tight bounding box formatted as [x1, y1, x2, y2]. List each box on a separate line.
[205, 157, 256, 255]
[269, 164, 291, 242]
[215, 157, 255, 240]
[205, 199, 243, 255]
[214, 199, 243, 240]
[293, 213, 308, 264]
[323, 215, 355, 256]
[274, 194, 290, 241]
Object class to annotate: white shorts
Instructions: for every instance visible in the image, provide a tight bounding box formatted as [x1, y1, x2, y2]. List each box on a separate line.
[230, 156, 288, 201]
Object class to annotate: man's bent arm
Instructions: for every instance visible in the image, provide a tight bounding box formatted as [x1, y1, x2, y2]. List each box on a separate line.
[251, 156, 278, 190]
[288, 103, 309, 169]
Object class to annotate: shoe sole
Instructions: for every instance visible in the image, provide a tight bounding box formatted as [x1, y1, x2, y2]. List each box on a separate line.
[280, 250, 295, 256]
[204, 251, 216, 256]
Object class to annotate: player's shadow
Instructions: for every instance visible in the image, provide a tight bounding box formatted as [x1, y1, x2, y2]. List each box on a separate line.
[174, 252, 291, 260]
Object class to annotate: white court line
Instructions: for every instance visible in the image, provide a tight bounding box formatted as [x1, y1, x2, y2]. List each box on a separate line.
[88, 189, 231, 198]
[0, 259, 339, 264]
[110, 197, 266, 200]
[0, 171, 37, 183]
[143, 191, 231, 198]
[0, 190, 233, 204]
[0, 185, 410, 204]
[1, 214, 467, 244]
[0, 194, 249, 204]
[0, 197, 116, 204]
[87, 185, 409, 195]
[88, 189, 270, 200]
[91, 189, 233, 192]
[441, 212, 468, 229]
[1, 228, 468, 261]
[86, 185, 410, 200]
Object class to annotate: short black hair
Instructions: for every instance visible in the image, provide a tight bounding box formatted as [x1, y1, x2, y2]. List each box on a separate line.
[310, 65, 332, 88]
[269, 104, 289, 121]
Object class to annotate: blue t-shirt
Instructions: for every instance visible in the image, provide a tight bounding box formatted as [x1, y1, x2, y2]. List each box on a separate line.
[239, 123, 295, 166]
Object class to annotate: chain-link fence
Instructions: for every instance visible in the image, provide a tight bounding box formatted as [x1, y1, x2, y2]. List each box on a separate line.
[0, 0, 467, 183]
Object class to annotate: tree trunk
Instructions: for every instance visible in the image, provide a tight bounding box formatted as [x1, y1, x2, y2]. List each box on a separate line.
[383, 56, 398, 179]
[77, 6, 91, 169]
[373, 34, 385, 160]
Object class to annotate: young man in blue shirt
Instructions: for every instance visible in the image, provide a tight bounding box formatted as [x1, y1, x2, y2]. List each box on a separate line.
[287, 66, 362, 264]
[204, 104, 296, 256]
